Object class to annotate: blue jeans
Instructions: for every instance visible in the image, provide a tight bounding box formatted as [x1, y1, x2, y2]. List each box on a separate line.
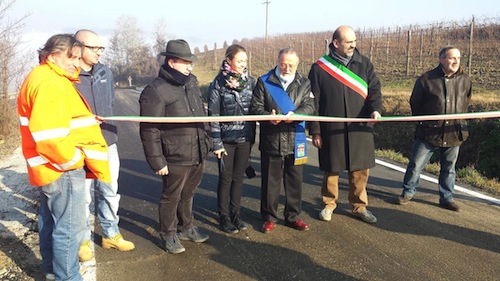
[401, 138, 460, 204]
[84, 143, 120, 239]
[39, 168, 86, 281]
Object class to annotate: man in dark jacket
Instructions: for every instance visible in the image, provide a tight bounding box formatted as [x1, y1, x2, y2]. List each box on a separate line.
[397, 46, 472, 211]
[309, 25, 382, 224]
[139, 39, 210, 254]
[250, 48, 315, 233]
[74, 29, 135, 261]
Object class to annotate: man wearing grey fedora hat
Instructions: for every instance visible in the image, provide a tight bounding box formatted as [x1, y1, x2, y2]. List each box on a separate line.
[139, 39, 211, 254]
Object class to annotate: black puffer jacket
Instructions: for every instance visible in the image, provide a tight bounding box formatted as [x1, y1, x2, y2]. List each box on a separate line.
[139, 66, 210, 171]
[250, 68, 314, 156]
[411, 65, 472, 147]
[208, 72, 256, 151]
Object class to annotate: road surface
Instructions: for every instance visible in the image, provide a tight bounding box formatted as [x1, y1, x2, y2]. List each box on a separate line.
[92, 88, 500, 281]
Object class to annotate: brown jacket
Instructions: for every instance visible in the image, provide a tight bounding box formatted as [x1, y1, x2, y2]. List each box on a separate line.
[411, 65, 472, 147]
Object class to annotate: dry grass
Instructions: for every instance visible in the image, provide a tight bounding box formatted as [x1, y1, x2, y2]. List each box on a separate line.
[0, 99, 20, 157]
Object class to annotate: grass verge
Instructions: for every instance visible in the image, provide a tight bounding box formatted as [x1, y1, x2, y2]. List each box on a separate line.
[375, 149, 500, 195]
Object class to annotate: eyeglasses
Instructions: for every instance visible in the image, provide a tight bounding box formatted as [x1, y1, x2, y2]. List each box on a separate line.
[84, 45, 105, 53]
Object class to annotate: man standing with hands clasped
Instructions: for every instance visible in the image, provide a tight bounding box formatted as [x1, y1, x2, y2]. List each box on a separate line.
[308, 25, 382, 224]
[250, 48, 315, 234]
[397, 46, 472, 212]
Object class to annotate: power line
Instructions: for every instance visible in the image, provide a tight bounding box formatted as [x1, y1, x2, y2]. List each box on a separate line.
[262, 0, 271, 41]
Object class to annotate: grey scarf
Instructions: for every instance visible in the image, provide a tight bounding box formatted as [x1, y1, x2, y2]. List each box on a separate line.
[330, 49, 351, 66]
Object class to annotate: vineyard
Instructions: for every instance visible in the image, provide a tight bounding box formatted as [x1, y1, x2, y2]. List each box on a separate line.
[192, 16, 500, 183]
[194, 16, 500, 92]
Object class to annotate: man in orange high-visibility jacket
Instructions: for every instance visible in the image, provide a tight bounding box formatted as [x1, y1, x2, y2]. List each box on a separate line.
[17, 34, 110, 281]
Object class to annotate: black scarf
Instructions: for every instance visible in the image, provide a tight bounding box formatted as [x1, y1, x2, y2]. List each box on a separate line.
[163, 64, 189, 85]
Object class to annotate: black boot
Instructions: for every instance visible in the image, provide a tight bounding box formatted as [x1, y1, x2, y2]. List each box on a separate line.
[220, 216, 238, 234]
[232, 216, 248, 231]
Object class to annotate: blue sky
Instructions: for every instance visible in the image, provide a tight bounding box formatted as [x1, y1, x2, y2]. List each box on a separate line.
[8, 0, 500, 52]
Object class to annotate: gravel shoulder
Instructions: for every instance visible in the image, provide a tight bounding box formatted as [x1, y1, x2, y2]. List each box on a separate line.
[0, 147, 44, 280]
[0, 148, 96, 280]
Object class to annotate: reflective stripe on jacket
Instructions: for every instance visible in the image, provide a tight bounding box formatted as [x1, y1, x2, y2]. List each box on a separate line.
[17, 61, 111, 186]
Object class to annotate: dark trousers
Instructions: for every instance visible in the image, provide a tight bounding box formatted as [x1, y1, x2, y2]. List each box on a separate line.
[159, 163, 204, 237]
[261, 152, 303, 223]
[217, 141, 251, 221]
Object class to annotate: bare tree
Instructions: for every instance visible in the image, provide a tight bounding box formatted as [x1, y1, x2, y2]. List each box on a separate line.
[152, 17, 169, 56]
[0, 0, 28, 100]
[0, 0, 29, 151]
[106, 15, 147, 82]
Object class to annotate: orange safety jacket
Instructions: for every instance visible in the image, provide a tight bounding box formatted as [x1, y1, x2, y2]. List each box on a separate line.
[17, 61, 111, 187]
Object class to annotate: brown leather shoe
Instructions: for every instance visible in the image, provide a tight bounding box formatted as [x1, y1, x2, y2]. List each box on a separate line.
[262, 221, 276, 233]
[285, 219, 310, 231]
[439, 201, 460, 212]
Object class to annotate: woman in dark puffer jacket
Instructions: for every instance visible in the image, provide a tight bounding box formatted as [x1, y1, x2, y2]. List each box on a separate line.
[208, 44, 256, 234]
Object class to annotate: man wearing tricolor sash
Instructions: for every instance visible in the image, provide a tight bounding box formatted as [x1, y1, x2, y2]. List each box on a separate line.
[250, 48, 315, 233]
[309, 26, 382, 224]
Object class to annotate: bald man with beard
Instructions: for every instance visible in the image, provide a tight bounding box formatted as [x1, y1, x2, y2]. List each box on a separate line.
[308, 25, 382, 225]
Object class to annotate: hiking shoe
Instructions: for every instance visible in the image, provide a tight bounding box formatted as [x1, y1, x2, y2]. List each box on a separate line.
[178, 226, 209, 243]
[353, 209, 377, 224]
[233, 217, 248, 231]
[162, 235, 185, 254]
[78, 240, 93, 262]
[397, 195, 413, 205]
[439, 201, 460, 212]
[102, 233, 135, 251]
[319, 208, 333, 221]
[220, 217, 239, 234]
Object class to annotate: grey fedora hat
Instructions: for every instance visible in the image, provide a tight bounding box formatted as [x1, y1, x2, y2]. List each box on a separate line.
[160, 39, 197, 62]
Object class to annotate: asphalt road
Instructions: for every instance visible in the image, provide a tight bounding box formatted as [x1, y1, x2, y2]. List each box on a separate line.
[93, 88, 500, 281]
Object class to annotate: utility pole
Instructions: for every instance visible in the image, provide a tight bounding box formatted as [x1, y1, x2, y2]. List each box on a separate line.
[263, 0, 271, 41]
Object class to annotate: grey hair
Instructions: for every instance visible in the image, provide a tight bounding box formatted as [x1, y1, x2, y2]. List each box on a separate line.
[277, 48, 298, 61]
[439, 46, 459, 59]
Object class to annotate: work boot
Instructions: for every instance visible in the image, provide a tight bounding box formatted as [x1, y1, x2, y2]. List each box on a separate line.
[78, 240, 93, 262]
[102, 233, 135, 251]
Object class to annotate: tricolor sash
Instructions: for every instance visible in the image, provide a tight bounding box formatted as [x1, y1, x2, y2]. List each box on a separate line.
[261, 71, 307, 165]
[316, 55, 368, 99]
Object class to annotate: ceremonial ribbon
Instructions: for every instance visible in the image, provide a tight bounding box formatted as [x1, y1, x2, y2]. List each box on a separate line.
[102, 111, 500, 123]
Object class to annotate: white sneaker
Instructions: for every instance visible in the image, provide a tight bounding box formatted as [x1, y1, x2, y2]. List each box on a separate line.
[46, 273, 55, 281]
[319, 208, 333, 221]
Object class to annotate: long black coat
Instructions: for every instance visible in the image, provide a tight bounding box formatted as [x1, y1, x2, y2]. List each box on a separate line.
[308, 48, 382, 172]
[139, 66, 210, 171]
